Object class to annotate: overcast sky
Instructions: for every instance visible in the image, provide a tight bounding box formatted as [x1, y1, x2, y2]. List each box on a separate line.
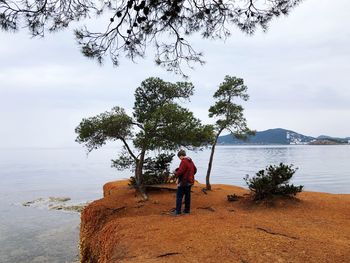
[0, 0, 349, 148]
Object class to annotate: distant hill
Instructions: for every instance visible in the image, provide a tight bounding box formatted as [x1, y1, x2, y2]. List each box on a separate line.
[316, 135, 349, 144]
[217, 128, 349, 145]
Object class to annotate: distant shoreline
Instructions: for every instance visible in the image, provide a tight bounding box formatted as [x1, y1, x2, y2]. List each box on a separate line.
[216, 142, 350, 146]
[218, 128, 350, 145]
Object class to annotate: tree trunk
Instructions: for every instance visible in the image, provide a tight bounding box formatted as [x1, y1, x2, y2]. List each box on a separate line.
[205, 132, 221, 190]
[135, 150, 148, 200]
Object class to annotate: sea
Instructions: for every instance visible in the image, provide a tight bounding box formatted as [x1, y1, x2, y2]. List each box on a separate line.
[0, 145, 349, 262]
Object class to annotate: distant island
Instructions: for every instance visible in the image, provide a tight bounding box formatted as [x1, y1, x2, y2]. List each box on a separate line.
[218, 128, 350, 145]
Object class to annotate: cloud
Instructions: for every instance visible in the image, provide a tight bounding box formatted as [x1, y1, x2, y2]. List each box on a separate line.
[0, 0, 349, 147]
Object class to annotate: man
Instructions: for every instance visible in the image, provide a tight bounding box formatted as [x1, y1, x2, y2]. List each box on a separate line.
[173, 149, 197, 215]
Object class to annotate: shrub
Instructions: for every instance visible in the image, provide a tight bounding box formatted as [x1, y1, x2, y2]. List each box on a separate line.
[244, 163, 303, 200]
[129, 153, 177, 186]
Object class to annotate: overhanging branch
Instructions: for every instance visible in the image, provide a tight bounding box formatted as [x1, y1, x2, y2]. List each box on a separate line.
[119, 137, 138, 161]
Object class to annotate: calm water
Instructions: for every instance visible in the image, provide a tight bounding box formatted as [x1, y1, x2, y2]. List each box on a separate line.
[0, 145, 349, 262]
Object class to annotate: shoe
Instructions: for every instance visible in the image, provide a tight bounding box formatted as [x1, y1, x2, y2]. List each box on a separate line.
[169, 211, 181, 217]
[183, 211, 190, 215]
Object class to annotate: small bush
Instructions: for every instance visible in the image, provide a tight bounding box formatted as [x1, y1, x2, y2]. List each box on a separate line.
[129, 153, 176, 186]
[244, 163, 303, 200]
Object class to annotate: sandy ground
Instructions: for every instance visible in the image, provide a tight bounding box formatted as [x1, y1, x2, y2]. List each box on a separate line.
[80, 180, 350, 263]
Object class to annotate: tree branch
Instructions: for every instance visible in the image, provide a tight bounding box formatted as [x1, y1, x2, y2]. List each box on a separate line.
[119, 137, 138, 161]
[1, 0, 303, 80]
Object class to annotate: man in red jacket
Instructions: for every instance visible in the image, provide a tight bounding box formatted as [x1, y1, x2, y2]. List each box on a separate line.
[174, 149, 197, 215]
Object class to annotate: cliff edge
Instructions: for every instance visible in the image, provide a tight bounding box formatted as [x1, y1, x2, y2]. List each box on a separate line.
[80, 180, 350, 262]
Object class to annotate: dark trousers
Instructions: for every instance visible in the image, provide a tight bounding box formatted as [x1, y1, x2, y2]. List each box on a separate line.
[176, 185, 192, 214]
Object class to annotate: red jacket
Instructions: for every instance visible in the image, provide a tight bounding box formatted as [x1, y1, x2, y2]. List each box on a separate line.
[175, 157, 197, 186]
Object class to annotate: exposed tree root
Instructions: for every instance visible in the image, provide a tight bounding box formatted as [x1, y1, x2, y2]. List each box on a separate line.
[144, 185, 177, 191]
[197, 206, 215, 212]
[256, 227, 298, 240]
[106, 206, 126, 213]
[157, 252, 180, 258]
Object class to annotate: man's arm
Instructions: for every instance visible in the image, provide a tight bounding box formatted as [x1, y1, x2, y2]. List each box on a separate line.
[175, 160, 186, 178]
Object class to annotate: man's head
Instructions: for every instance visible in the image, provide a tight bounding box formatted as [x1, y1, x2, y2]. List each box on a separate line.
[177, 149, 186, 160]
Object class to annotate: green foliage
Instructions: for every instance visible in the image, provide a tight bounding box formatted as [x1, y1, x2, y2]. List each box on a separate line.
[205, 75, 254, 190]
[244, 163, 303, 200]
[132, 77, 214, 150]
[128, 153, 176, 186]
[209, 76, 253, 137]
[1, 0, 302, 75]
[111, 147, 135, 171]
[136, 103, 214, 150]
[75, 77, 214, 188]
[76, 77, 213, 156]
[75, 107, 133, 152]
[133, 78, 194, 123]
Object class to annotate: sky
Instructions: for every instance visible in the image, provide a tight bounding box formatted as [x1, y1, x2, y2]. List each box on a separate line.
[0, 0, 349, 148]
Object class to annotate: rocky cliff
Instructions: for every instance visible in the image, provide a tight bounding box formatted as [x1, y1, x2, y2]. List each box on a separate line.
[80, 180, 350, 262]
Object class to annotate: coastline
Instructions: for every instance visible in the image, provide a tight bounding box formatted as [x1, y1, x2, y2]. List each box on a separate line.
[80, 180, 350, 262]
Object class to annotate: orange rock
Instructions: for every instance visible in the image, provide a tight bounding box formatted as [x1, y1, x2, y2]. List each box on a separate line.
[80, 180, 350, 263]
